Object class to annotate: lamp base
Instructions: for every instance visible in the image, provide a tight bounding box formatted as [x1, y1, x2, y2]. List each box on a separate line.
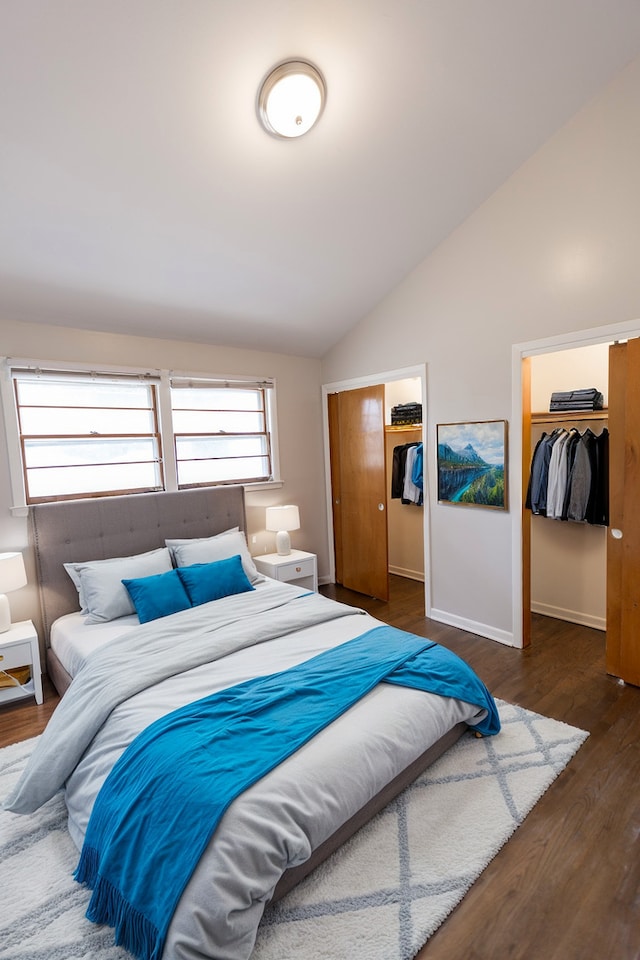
[275, 530, 291, 555]
[0, 594, 11, 633]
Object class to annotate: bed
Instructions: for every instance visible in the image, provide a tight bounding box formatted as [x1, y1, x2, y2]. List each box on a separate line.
[6, 485, 499, 960]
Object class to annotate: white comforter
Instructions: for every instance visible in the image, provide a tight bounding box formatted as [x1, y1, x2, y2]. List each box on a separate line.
[6, 581, 486, 960]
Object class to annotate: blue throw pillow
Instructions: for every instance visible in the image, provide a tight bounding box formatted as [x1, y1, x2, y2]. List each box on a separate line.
[122, 569, 192, 624]
[177, 554, 254, 607]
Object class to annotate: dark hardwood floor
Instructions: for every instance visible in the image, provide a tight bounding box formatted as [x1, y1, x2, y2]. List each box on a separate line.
[2, 575, 638, 960]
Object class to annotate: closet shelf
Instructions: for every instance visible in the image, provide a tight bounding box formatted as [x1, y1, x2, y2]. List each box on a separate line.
[531, 409, 608, 425]
[385, 424, 422, 433]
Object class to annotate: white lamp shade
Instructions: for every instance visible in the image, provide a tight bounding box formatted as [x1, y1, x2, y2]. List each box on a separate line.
[0, 552, 27, 633]
[265, 505, 300, 556]
[0, 552, 27, 593]
[265, 505, 300, 533]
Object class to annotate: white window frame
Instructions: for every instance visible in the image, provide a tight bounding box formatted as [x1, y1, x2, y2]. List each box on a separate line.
[1, 358, 281, 516]
[169, 375, 274, 489]
[12, 368, 164, 503]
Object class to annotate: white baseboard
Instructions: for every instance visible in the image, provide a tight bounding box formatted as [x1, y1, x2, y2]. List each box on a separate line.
[429, 608, 514, 647]
[388, 565, 425, 582]
[530, 601, 605, 632]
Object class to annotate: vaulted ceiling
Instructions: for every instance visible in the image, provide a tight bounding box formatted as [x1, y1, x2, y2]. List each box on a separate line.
[2, 1, 640, 357]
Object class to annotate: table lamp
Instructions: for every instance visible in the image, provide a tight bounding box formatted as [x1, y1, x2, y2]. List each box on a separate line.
[265, 505, 300, 556]
[0, 551, 27, 633]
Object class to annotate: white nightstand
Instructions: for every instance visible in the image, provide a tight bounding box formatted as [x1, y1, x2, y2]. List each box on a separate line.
[0, 620, 43, 705]
[253, 550, 318, 592]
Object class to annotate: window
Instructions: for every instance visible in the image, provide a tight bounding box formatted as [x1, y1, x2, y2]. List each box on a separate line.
[13, 371, 163, 501]
[170, 380, 272, 487]
[3, 362, 277, 506]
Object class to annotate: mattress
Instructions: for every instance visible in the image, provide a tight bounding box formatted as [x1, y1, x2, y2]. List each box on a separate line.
[49, 577, 281, 678]
[50, 612, 139, 677]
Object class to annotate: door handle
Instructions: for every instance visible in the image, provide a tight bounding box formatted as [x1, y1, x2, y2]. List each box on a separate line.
[378, 503, 385, 511]
[610, 528, 623, 540]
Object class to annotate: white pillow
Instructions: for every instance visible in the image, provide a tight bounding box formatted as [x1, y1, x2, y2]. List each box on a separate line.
[64, 547, 173, 623]
[166, 531, 261, 584]
[164, 526, 238, 564]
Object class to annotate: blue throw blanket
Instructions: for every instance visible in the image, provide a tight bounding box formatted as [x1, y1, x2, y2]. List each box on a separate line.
[75, 626, 499, 960]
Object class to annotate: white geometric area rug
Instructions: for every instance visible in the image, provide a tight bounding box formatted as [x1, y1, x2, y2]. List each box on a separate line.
[0, 701, 587, 960]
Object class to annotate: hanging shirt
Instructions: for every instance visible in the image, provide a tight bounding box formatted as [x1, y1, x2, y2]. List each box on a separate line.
[567, 433, 593, 522]
[528, 429, 563, 516]
[546, 429, 571, 519]
[403, 444, 422, 504]
[411, 443, 423, 491]
[391, 443, 413, 499]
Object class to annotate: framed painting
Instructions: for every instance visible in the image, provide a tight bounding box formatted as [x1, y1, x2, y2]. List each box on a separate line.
[437, 420, 508, 509]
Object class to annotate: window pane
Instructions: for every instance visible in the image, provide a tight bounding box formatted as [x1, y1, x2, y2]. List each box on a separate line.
[26, 461, 162, 498]
[171, 388, 262, 412]
[23, 437, 159, 468]
[169, 384, 271, 486]
[171, 410, 264, 433]
[177, 457, 270, 485]
[13, 375, 162, 502]
[17, 379, 154, 409]
[175, 435, 268, 460]
[20, 407, 156, 436]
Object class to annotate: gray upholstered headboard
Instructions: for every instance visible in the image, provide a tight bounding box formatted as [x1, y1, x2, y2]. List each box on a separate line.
[30, 485, 247, 640]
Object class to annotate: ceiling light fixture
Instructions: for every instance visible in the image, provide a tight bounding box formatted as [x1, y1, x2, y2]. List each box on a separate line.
[257, 59, 326, 139]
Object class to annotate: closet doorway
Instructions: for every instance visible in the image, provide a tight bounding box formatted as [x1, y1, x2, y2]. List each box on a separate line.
[520, 332, 640, 686]
[323, 366, 428, 607]
[522, 343, 609, 646]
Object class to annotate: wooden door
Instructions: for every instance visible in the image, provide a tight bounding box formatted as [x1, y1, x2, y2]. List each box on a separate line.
[606, 339, 640, 686]
[328, 385, 389, 600]
[328, 392, 344, 586]
[521, 357, 532, 648]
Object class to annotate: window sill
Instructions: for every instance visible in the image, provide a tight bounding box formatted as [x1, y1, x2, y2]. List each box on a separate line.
[243, 480, 284, 492]
[11, 479, 284, 515]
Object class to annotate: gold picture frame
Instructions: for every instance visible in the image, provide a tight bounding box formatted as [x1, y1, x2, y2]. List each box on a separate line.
[436, 419, 508, 509]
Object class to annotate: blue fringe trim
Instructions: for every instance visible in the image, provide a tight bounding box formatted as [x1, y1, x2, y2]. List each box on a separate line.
[74, 843, 99, 887]
[86, 872, 162, 960]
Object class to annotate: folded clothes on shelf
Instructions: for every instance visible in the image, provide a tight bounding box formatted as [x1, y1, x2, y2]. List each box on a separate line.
[391, 402, 422, 425]
[549, 387, 604, 412]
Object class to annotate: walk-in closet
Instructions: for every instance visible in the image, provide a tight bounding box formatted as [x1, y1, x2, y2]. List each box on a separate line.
[385, 379, 424, 582]
[527, 343, 609, 632]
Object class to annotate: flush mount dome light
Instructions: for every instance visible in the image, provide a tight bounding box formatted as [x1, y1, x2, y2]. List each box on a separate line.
[258, 59, 326, 139]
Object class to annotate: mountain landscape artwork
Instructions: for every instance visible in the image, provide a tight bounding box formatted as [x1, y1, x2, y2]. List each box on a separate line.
[437, 420, 507, 509]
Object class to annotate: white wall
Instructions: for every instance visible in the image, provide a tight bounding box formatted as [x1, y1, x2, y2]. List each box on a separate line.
[530, 343, 609, 411]
[322, 55, 640, 645]
[0, 319, 326, 632]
